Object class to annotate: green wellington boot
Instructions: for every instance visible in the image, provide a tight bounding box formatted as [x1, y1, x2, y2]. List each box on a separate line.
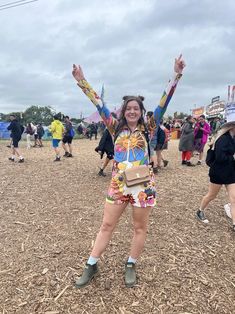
[125, 262, 137, 288]
[75, 263, 98, 288]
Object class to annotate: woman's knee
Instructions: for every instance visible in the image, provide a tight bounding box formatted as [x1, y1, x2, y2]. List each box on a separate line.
[100, 221, 115, 233]
[133, 223, 148, 235]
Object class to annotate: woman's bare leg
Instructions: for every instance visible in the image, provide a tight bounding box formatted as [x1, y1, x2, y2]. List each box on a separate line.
[200, 183, 222, 210]
[90, 202, 128, 257]
[129, 206, 152, 259]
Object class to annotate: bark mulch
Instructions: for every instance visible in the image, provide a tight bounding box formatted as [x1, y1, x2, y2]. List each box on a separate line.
[0, 139, 234, 314]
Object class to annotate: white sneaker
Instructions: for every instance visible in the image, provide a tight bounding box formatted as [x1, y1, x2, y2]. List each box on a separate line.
[224, 203, 232, 219]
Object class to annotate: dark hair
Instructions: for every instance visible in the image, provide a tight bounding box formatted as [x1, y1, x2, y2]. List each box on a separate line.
[114, 95, 146, 141]
[53, 114, 60, 120]
[111, 112, 117, 119]
[146, 111, 153, 118]
[199, 114, 205, 119]
[186, 115, 192, 122]
[65, 115, 69, 119]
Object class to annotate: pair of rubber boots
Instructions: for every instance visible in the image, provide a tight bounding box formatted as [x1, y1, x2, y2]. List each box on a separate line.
[75, 262, 136, 288]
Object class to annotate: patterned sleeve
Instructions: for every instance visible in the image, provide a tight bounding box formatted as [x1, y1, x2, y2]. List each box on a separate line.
[153, 73, 182, 127]
[77, 79, 117, 135]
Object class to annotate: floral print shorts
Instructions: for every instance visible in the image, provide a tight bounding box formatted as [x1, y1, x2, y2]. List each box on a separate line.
[106, 172, 156, 208]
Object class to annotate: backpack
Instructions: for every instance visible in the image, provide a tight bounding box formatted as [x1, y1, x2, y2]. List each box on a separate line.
[69, 128, 75, 137]
[205, 146, 215, 167]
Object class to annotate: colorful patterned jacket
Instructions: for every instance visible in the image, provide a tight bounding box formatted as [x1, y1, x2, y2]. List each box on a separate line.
[77, 73, 182, 171]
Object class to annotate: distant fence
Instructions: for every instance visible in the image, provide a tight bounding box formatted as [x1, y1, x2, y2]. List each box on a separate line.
[0, 122, 52, 140]
[0, 122, 11, 139]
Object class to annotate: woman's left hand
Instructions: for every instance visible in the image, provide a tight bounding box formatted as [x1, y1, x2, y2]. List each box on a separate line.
[72, 64, 85, 82]
[174, 54, 186, 74]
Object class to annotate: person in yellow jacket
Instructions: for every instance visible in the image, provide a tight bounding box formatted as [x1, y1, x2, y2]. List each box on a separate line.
[49, 114, 64, 161]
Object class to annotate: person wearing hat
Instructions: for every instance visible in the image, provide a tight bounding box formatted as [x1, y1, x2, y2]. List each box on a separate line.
[196, 102, 235, 231]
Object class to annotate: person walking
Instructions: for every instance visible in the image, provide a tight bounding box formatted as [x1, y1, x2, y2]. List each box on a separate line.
[25, 123, 35, 149]
[37, 123, 45, 147]
[72, 55, 185, 288]
[7, 114, 24, 163]
[62, 116, 74, 157]
[155, 120, 169, 169]
[196, 117, 235, 231]
[194, 115, 210, 165]
[49, 114, 64, 161]
[179, 115, 195, 166]
[95, 126, 114, 177]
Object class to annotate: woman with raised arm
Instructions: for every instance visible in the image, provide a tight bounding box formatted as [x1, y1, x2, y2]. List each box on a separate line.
[72, 55, 185, 288]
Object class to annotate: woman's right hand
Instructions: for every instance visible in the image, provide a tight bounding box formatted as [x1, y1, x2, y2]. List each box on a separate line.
[72, 64, 85, 82]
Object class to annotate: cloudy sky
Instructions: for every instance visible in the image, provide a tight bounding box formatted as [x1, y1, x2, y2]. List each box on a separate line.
[0, 0, 234, 118]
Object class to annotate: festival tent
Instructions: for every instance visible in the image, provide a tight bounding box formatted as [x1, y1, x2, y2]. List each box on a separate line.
[84, 111, 102, 123]
[0, 122, 11, 139]
[84, 107, 121, 124]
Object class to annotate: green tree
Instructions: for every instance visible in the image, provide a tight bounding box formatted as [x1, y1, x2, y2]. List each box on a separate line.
[23, 106, 56, 125]
[174, 111, 188, 119]
[71, 117, 84, 124]
[1, 112, 23, 122]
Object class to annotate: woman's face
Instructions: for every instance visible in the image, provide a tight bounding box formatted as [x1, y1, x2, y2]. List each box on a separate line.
[124, 100, 142, 125]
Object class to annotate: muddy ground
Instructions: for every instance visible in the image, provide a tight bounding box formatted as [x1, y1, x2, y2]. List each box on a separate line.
[0, 138, 234, 314]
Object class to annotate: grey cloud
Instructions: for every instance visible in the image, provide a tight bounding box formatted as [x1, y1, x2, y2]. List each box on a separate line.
[0, 0, 234, 118]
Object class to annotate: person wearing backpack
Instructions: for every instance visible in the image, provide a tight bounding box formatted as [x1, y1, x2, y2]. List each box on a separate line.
[7, 114, 24, 163]
[49, 114, 64, 161]
[62, 116, 74, 157]
[72, 55, 185, 288]
[196, 118, 235, 231]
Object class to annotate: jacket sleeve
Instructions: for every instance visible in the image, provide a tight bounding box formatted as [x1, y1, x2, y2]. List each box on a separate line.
[7, 122, 13, 131]
[203, 123, 211, 135]
[77, 79, 117, 135]
[50, 122, 55, 133]
[153, 73, 182, 127]
[215, 136, 234, 163]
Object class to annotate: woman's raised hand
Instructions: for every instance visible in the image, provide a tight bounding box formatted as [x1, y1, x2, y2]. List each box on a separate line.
[174, 54, 186, 74]
[72, 64, 85, 82]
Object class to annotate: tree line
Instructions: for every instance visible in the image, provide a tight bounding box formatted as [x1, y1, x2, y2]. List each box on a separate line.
[0, 105, 84, 125]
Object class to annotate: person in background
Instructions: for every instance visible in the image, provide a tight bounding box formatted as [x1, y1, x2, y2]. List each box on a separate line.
[77, 123, 84, 135]
[95, 113, 116, 176]
[179, 115, 195, 166]
[89, 121, 98, 140]
[7, 114, 24, 163]
[33, 124, 39, 147]
[146, 111, 157, 172]
[62, 116, 74, 157]
[49, 114, 64, 161]
[155, 120, 169, 169]
[196, 121, 235, 231]
[194, 115, 210, 165]
[25, 123, 35, 149]
[37, 123, 45, 147]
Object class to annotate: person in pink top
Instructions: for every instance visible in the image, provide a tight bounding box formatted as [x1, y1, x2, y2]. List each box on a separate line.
[194, 115, 210, 165]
